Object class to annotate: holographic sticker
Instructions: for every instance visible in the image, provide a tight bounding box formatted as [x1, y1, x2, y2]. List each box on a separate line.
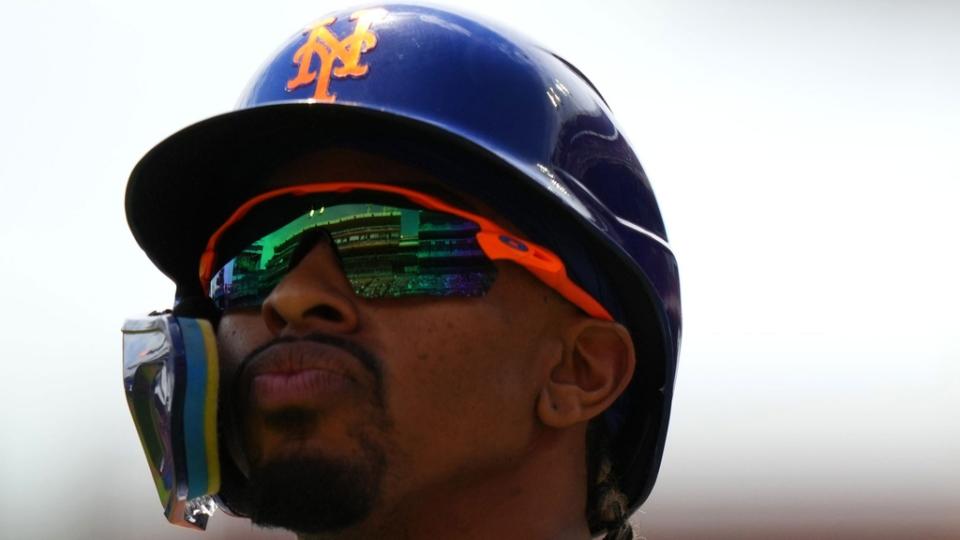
[286, 8, 388, 102]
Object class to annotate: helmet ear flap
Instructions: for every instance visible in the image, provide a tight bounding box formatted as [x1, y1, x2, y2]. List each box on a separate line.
[213, 441, 252, 518]
[173, 294, 222, 328]
[171, 294, 253, 516]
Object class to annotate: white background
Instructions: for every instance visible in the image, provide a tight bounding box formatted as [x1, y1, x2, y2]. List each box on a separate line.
[0, 1, 957, 538]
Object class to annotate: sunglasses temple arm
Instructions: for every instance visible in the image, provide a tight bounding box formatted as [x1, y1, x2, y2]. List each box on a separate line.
[475, 232, 612, 321]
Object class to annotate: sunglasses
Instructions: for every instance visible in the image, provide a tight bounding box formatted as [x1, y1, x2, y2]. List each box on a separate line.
[200, 182, 611, 321]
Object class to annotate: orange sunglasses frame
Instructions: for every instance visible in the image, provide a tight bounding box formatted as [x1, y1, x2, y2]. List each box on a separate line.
[199, 182, 612, 321]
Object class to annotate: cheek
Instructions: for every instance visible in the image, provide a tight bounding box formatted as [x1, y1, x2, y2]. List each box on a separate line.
[217, 312, 270, 378]
[367, 298, 542, 469]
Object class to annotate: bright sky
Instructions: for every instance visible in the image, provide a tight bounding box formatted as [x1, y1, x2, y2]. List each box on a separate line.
[0, 1, 957, 538]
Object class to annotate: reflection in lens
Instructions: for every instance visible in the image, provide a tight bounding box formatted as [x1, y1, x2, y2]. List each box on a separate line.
[210, 204, 497, 309]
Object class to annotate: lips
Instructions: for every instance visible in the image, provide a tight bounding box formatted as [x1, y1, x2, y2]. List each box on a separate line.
[240, 341, 364, 411]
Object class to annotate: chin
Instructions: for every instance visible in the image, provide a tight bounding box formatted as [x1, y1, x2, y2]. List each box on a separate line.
[244, 442, 386, 534]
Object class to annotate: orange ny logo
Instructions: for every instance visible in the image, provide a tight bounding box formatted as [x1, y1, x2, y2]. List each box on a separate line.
[287, 8, 388, 102]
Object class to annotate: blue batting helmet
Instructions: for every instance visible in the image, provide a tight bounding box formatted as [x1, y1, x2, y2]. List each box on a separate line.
[126, 3, 681, 528]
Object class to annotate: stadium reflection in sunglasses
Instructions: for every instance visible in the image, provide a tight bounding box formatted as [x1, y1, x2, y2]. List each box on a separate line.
[200, 182, 612, 321]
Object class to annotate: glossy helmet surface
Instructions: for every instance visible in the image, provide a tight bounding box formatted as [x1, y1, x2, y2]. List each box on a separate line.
[126, 3, 681, 525]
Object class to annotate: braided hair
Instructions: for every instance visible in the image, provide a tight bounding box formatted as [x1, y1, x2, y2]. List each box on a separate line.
[586, 420, 634, 540]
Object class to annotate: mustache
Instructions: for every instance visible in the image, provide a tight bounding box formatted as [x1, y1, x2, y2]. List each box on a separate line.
[235, 333, 386, 404]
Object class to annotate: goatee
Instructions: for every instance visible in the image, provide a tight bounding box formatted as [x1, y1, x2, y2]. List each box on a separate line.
[245, 450, 384, 534]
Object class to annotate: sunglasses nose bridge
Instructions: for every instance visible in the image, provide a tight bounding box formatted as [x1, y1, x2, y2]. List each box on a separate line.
[260, 242, 360, 337]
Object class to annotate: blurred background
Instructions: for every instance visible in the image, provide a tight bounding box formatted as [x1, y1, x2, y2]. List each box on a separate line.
[0, 0, 957, 538]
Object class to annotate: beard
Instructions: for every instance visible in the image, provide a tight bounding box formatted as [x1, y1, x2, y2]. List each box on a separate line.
[235, 333, 390, 534]
[244, 438, 386, 534]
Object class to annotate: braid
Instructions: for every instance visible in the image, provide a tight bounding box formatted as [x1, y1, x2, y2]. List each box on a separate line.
[586, 421, 634, 540]
[595, 453, 633, 540]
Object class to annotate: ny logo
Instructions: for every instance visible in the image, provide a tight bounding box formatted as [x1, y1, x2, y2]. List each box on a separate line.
[286, 8, 388, 102]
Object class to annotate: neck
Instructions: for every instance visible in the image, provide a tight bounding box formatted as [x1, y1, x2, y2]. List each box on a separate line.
[299, 425, 591, 540]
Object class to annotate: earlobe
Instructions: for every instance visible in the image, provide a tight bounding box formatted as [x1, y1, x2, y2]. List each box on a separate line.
[536, 319, 635, 428]
[537, 385, 583, 428]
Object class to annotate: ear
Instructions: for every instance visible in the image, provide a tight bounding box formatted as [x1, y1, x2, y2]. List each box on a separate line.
[537, 318, 636, 428]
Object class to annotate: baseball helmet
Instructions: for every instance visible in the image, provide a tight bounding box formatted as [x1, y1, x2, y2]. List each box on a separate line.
[126, 3, 681, 528]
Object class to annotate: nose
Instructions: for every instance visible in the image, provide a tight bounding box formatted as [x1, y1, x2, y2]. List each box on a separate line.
[260, 239, 360, 336]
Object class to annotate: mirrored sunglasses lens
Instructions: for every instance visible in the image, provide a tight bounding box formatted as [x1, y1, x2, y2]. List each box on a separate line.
[209, 204, 497, 309]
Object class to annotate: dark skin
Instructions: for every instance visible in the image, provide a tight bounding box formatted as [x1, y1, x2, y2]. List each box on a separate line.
[216, 148, 636, 539]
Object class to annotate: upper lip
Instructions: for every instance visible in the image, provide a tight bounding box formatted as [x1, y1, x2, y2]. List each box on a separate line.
[239, 340, 364, 391]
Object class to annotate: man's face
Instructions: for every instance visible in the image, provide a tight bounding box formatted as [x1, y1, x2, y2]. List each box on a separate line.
[215, 149, 578, 533]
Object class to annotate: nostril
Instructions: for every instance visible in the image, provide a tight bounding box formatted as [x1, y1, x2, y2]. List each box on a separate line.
[304, 304, 344, 322]
[263, 304, 287, 334]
